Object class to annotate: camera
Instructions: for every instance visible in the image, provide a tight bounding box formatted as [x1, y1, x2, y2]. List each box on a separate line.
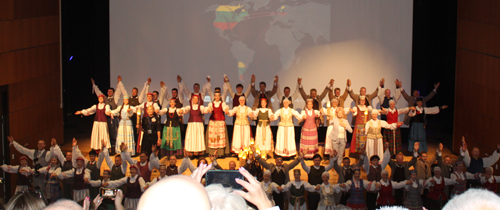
[32, 158, 43, 177]
[100, 188, 118, 199]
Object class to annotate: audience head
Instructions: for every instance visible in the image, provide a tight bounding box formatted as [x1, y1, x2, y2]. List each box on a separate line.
[205, 184, 247, 210]
[198, 158, 208, 166]
[443, 188, 500, 210]
[45, 199, 83, 210]
[5, 191, 46, 210]
[138, 175, 211, 210]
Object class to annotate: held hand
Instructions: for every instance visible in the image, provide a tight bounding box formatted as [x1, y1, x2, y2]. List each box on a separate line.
[75, 111, 82, 115]
[381, 107, 386, 112]
[395, 79, 400, 88]
[339, 183, 346, 188]
[439, 143, 443, 151]
[384, 142, 389, 150]
[127, 108, 132, 112]
[50, 173, 58, 178]
[177, 75, 181, 82]
[349, 108, 355, 113]
[84, 178, 90, 184]
[72, 138, 77, 147]
[136, 125, 140, 128]
[120, 142, 127, 152]
[101, 140, 106, 149]
[160, 81, 165, 87]
[397, 122, 404, 126]
[51, 138, 57, 147]
[406, 180, 412, 185]
[297, 78, 302, 85]
[102, 182, 109, 187]
[434, 82, 440, 90]
[274, 75, 278, 82]
[410, 106, 416, 111]
[441, 105, 448, 109]
[330, 79, 334, 86]
[147, 78, 152, 85]
[347, 79, 351, 86]
[277, 186, 283, 192]
[207, 76, 211, 82]
[117, 75, 122, 82]
[224, 75, 229, 82]
[315, 185, 321, 190]
[380, 78, 385, 86]
[234, 167, 274, 210]
[91, 78, 95, 85]
[251, 74, 256, 83]
[414, 142, 420, 152]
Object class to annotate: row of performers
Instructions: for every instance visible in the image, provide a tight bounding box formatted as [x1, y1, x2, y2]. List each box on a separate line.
[77, 86, 447, 164]
[4, 138, 500, 210]
[81, 75, 441, 155]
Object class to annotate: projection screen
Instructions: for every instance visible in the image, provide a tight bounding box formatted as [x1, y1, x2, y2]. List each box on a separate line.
[110, 0, 413, 125]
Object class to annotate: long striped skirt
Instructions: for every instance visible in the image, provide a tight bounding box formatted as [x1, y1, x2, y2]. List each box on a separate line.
[205, 120, 230, 156]
[161, 126, 182, 157]
[383, 128, 402, 155]
[116, 123, 135, 156]
[299, 126, 318, 159]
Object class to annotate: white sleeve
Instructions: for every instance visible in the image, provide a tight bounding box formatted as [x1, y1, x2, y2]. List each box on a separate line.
[378, 87, 385, 106]
[463, 149, 471, 167]
[397, 107, 411, 115]
[394, 88, 402, 103]
[90, 180, 103, 187]
[343, 180, 352, 192]
[158, 107, 168, 116]
[391, 181, 407, 189]
[482, 150, 500, 167]
[281, 182, 292, 192]
[303, 182, 317, 192]
[103, 148, 115, 170]
[139, 177, 147, 192]
[276, 84, 283, 101]
[352, 106, 358, 116]
[81, 105, 97, 116]
[93, 83, 103, 98]
[149, 153, 160, 171]
[52, 145, 66, 165]
[381, 120, 397, 130]
[244, 83, 252, 99]
[325, 157, 335, 171]
[423, 106, 440, 115]
[114, 81, 123, 104]
[292, 109, 302, 119]
[122, 151, 138, 166]
[300, 160, 310, 173]
[107, 177, 128, 188]
[292, 84, 300, 101]
[381, 150, 391, 170]
[1, 165, 20, 173]
[444, 177, 456, 186]
[138, 80, 149, 103]
[227, 108, 237, 116]
[178, 81, 191, 101]
[57, 168, 75, 179]
[362, 156, 369, 175]
[201, 80, 212, 99]
[12, 141, 36, 159]
[73, 145, 89, 166]
[84, 169, 91, 180]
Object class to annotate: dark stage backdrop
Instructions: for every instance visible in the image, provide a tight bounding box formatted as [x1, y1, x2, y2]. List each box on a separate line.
[62, 0, 456, 149]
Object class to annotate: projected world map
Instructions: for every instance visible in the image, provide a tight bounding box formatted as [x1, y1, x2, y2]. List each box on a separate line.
[206, 0, 330, 81]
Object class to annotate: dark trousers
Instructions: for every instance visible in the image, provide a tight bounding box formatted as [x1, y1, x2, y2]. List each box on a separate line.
[62, 183, 73, 199]
[366, 192, 377, 210]
[421, 189, 429, 207]
[427, 197, 448, 210]
[307, 192, 321, 210]
[107, 117, 119, 146]
[273, 192, 284, 210]
[131, 114, 139, 145]
[89, 186, 100, 200]
[394, 188, 404, 206]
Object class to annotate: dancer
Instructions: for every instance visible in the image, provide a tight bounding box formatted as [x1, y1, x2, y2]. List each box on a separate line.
[276, 81, 299, 108]
[380, 100, 415, 156]
[449, 160, 480, 197]
[74, 94, 111, 150]
[328, 80, 350, 108]
[1, 156, 32, 193]
[425, 166, 456, 210]
[68, 138, 103, 200]
[316, 172, 344, 210]
[104, 165, 146, 210]
[177, 75, 211, 105]
[332, 151, 364, 205]
[35, 156, 62, 203]
[272, 98, 302, 157]
[226, 96, 253, 153]
[158, 98, 183, 157]
[480, 167, 500, 194]
[298, 78, 333, 126]
[407, 98, 448, 152]
[461, 137, 500, 188]
[121, 143, 161, 182]
[56, 156, 90, 202]
[326, 107, 353, 164]
[250, 74, 278, 110]
[347, 78, 383, 106]
[91, 76, 123, 148]
[299, 98, 321, 159]
[404, 170, 427, 210]
[364, 109, 402, 164]
[119, 78, 151, 143]
[251, 98, 274, 156]
[349, 96, 373, 154]
[182, 95, 207, 156]
[341, 168, 380, 210]
[400, 81, 439, 125]
[139, 106, 161, 155]
[281, 169, 321, 210]
[261, 170, 283, 206]
[375, 170, 410, 208]
[110, 95, 136, 155]
[205, 90, 230, 156]
[299, 153, 335, 210]
[377, 80, 402, 121]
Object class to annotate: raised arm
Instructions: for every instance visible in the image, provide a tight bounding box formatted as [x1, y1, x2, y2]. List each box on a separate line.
[423, 85, 437, 103]
[102, 147, 115, 169]
[255, 154, 273, 170]
[300, 158, 310, 174]
[107, 177, 128, 188]
[122, 150, 138, 166]
[149, 150, 160, 171]
[401, 88, 413, 105]
[138, 80, 150, 103]
[12, 141, 36, 159]
[1, 165, 20, 173]
[114, 80, 123, 104]
[483, 146, 500, 167]
[51, 143, 66, 165]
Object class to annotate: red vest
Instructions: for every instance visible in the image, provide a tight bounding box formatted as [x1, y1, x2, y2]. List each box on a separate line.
[125, 177, 143, 199]
[138, 162, 151, 182]
[209, 102, 225, 121]
[386, 109, 399, 124]
[376, 181, 395, 205]
[94, 104, 108, 122]
[427, 177, 448, 201]
[482, 176, 498, 193]
[73, 169, 87, 190]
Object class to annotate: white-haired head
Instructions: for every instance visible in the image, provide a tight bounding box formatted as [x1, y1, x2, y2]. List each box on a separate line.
[44, 199, 82, 210]
[322, 171, 330, 178]
[382, 170, 389, 175]
[239, 96, 245, 100]
[443, 188, 500, 210]
[371, 109, 379, 115]
[434, 166, 441, 172]
[138, 175, 211, 210]
[377, 206, 409, 210]
[264, 170, 271, 176]
[205, 184, 247, 210]
[389, 100, 396, 105]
